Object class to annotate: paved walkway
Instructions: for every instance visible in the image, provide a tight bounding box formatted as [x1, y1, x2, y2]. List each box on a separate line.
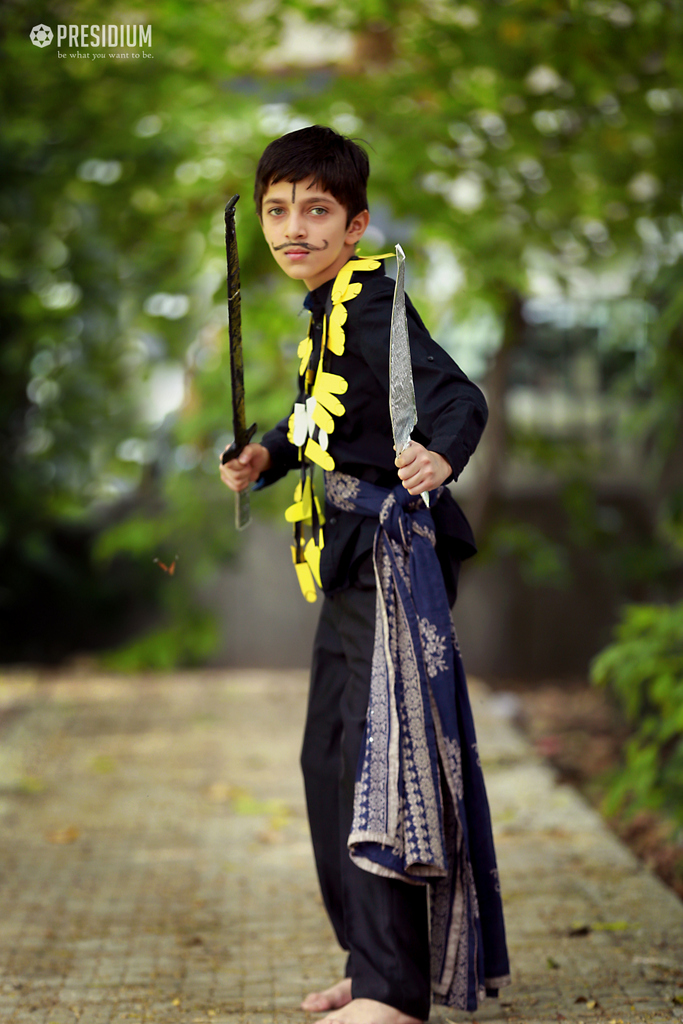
[0, 668, 682, 1024]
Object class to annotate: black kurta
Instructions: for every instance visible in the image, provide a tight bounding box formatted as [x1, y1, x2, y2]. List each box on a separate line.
[258, 259, 487, 596]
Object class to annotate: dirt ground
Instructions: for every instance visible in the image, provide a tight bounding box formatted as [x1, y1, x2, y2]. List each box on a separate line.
[487, 676, 683, 900]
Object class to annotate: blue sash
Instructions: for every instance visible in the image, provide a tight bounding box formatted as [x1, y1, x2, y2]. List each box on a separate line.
[325, 470, 510, 1011]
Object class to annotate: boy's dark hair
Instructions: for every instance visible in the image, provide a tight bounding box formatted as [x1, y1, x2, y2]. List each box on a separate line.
[254, 125, 369, 225]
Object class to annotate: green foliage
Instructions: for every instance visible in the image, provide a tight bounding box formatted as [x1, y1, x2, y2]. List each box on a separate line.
[591, 601, 683, 823]
[283, 0, 683, 592]
[285, 0, 683, 299]
[0, 0, 298, 661]
[3, 0, 683, 666]
[101, 607, 219, 672]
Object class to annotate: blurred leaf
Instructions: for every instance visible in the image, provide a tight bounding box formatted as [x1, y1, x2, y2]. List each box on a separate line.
[46, 825, 80, 844]
[591, 600, 683, 824]
[91, 755, 116, 774]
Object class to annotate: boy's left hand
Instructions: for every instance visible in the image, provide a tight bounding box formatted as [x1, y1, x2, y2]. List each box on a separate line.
[396, 442, 452, 495]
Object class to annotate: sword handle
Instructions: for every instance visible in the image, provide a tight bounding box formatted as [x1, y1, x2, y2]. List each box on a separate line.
[397, 440, 430, 509]
[220, 423, 258, 530]
[220, 423, 258, 466]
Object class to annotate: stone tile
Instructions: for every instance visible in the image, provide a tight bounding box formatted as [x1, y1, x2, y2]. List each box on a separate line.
[0, 671, 681, 1022]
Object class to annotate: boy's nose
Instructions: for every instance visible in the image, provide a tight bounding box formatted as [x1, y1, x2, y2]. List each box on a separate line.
[286, 211, 306, 238]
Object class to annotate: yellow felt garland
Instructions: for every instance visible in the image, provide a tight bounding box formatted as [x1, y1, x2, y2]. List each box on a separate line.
[287, 254, 393, 600]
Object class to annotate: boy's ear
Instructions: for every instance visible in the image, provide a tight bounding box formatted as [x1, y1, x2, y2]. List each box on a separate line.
[345, 209, 370, 246]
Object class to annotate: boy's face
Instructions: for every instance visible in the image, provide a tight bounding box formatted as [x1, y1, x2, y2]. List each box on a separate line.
[260, 176, 369, 291]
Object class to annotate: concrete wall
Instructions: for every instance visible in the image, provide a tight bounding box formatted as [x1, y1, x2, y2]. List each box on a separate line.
[204, 520, 319, 669]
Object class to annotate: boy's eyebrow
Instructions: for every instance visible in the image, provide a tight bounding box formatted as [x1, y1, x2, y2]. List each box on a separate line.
[263, 193, 338, 206]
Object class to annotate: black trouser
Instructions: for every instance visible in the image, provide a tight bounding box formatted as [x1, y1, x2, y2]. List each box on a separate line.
[300, 558, 431, 1020]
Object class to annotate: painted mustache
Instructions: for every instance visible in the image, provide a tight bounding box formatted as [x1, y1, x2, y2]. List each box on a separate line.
[273, 240, 329, 252]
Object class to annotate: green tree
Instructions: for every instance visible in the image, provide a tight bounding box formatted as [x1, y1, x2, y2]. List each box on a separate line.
[0, 0, 294, 663]
[281, 0, 683, 533]
[3, 0, 683, 666]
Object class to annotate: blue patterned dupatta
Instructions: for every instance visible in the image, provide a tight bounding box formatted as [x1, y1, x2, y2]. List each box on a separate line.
[324, 470, 510, 1012]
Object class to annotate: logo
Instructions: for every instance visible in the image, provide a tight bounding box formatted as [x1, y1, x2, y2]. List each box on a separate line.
[28, 21, 153, 56]
[30, 24, 53, 47]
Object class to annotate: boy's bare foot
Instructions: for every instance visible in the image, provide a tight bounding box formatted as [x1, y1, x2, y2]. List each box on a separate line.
[302, 978, 352, 1012]
[317, 997, 423, 1024]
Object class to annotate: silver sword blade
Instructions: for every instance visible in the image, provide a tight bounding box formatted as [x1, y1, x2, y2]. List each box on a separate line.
[389, 244, 429, 507]
[235, 489, 251, 531]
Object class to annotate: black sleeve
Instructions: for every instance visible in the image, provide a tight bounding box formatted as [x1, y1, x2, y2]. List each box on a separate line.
[256, 409, 301, 488]
[346, 278, 488, 481]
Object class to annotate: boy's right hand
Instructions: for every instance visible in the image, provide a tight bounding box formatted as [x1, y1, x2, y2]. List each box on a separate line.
[219, 443, 271, 493]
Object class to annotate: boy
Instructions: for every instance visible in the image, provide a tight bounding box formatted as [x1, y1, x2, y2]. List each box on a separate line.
[220, 125, 509, 1024]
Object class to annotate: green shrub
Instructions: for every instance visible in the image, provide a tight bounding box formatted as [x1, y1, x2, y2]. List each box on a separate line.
[590, 601, 683, 824]
[100, 608, 218, 673]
